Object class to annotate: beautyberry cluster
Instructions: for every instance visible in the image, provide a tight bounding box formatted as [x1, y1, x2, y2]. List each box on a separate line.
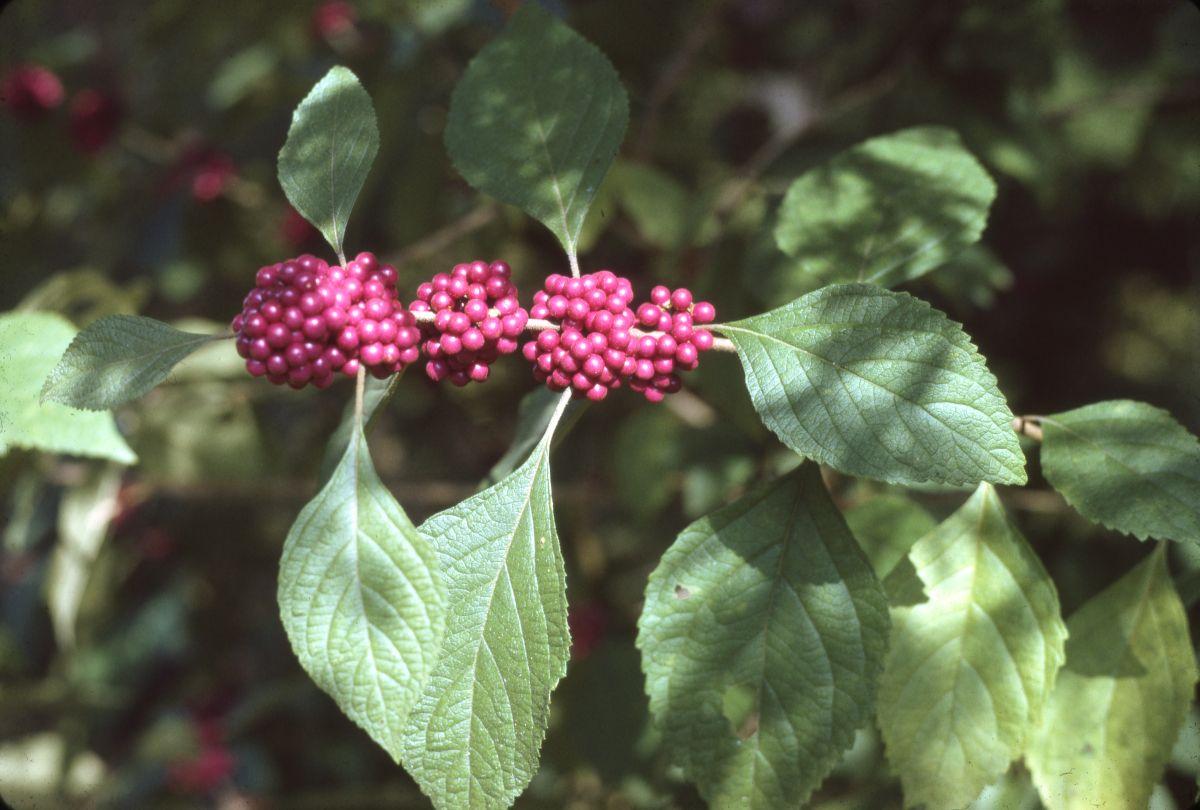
[411, 260, 527, 386]
[629, 285, 717, 402]
[523, 271, 636, 402]
[232, 252, 419, 388]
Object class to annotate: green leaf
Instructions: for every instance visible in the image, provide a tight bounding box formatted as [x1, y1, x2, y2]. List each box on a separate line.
[402, 394, 571, 809]
[278, 66, 379, 260]
[1026, 545, 1197, 810]
[40, 315, 221, 411]
[444, 3, 628, 265]
[1039, 400, 1200, 545]
[278, 421, 444, 761]
[0, 312, 135, 464]
[721, 284, 1025, 487]
[637, 463, 890, 808]
[844, 493, 937, 607]
[878, 484, 1067, 810]
[774, 126, 996, 288]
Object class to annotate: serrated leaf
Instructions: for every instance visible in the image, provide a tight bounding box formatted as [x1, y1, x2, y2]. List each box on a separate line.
[444, 3, 628, 263]
[0, 312, 135, 464]
[1039, 400, 1200, 545]
[1026, 545, 1197, 810]
[278, 421, 444, 761]
[721, 283, 1025, 487]
[637, 463, 890, 808]
[877, 484, 1067, 810]
[774, 127, 996, 288]
[402, 395, 571, 809]
[278, 66, 379, 260]
[40, 315, 221, 410]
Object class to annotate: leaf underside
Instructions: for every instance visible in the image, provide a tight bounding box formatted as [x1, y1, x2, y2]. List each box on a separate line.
[877, 483, 1066, 810]
[1026, 545, 1197, 810]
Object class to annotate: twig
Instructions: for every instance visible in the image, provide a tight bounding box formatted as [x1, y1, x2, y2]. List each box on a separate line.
[388, 204, 498, 267]
[1012, 416, 1044, 442]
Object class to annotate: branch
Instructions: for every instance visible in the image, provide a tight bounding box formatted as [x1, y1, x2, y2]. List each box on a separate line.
[1012, 416, 1044, 442]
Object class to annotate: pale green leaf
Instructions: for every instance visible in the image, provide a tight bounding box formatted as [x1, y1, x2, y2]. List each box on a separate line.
[46, 464, 122, 650]
[444, 3, 628, 263]
[878, 484, 1067, 810]
[318, 374, 402, 486]
[40, 315, 221, 410]
[402, 394, 571, 809]
[0, 312, 135, 464]
[721, 284, 1025, 487]
[278, 66, 379, 260]
[774, 127, 996, 287]
[481, 387, 584, 489]
[638, 463, 890, 808]
[1039, 400, 1200, 545]
[1027, 545, 1197, 810]
[278, 422, 444, 761]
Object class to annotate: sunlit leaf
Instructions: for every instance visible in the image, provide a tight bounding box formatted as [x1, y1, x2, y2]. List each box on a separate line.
[402, 394, 571, 809]
[278, 421, 444, 761]
[638, 463, 889, 808]
[0, 312, 135, 464]
[878, 484, 1067, 809]
[1027, 545, 1196, 809]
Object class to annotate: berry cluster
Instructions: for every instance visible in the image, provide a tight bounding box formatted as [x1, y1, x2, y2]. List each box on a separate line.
[523, 271, 636, 402]
[629, 286, 717, 402]
[411, 260, 527, 386]
[232, 252, 418, 388]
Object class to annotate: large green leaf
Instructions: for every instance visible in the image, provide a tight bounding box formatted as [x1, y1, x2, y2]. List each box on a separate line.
[444, 3, 628, 267]
[721, 284, 1025, 487]
[402, 394, 571, 809]
[40, 315, 222, 410]
[278, 420, 444, 761]
[774, 127, 996, 288]
[317, 374, 402, 486]
[0, 312, 135, 464]
[878, 484, 1067, 810]
[277, 66, 379, 261]
[637, 463, 890, 808]
[1026, 545, 1196, 809]
[1039, 400, 1200, 545]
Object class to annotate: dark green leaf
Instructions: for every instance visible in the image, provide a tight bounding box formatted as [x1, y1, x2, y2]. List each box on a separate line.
[1039, 400, 1200, 545]
[40, 315, 221, 410]
[638, 463, 890, 808]
[774, 127, 996, 288]
[278, 66, 379, 260]
[444, 3, 628, 265]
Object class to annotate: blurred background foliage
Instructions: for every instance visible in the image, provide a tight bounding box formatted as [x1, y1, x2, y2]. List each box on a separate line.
[2, 0, 1199, 807]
